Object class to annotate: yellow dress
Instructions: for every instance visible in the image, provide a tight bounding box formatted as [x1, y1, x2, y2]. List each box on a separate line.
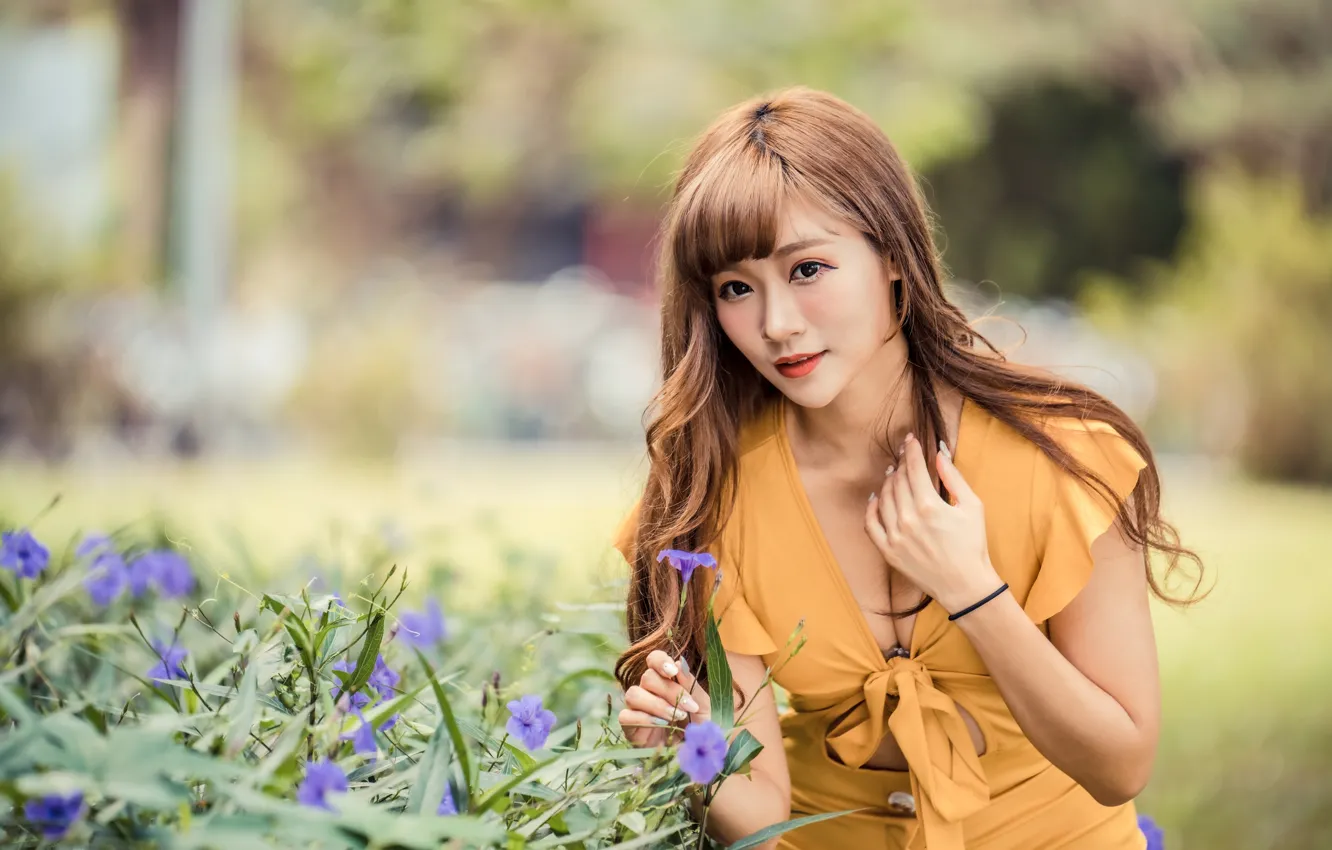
[616, 395, 1150, 849]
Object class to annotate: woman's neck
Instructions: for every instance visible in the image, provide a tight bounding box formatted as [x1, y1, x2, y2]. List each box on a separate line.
[786, 336, 915, 475]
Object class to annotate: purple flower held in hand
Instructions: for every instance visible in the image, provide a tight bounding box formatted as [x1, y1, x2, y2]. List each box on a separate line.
[399, 597, 448, 648]
[296, 758, 348, 811]
[656, 549, 717, 585]
[368, 654, 399, 695]
[330, 659, 371, 710]
[147, 640, 188, 681]
[24, 791, 84, 840]
[506, 695, 557, 751]
[677, 721, 727, 785]
[1138, 814, 1164, 850]
[437, 787, 457, 815]
[2, 529, 50, 579]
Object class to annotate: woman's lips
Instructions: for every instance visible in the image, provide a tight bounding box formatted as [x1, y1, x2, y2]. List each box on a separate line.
[775, 351, 826, 378]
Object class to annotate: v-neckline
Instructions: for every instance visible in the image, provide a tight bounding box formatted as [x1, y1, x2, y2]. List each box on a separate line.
[774, 393, 975, 665]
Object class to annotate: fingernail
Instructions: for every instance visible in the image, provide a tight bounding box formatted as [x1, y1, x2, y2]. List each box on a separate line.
[678, 656, 691, 675]
[682, 697, 700, 712]
[674, 707, 689, 721]
[651, 717, 671, 727]
[868, 492, 878, 503]
[885, 465, 895, 476]
[938, 439, 950, 458]
[662, 661, 678, 677]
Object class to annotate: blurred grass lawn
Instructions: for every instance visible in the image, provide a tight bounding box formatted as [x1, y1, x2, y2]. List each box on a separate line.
[2, 449, 1329, 849]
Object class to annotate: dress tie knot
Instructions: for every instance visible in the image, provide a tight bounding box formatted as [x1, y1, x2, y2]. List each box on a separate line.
[822, 655, 990, 849]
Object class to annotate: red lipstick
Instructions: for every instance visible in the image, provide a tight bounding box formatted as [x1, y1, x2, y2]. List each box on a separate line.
[774, 351, 826, 379]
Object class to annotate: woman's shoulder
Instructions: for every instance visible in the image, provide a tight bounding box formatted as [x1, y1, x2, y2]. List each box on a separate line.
[964, 396, 1144, 473]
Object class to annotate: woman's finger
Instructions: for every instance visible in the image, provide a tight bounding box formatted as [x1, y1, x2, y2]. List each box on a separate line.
[618, 708, 670, 746]
[641, 669, 701, 713]
[936, 441, 977, 508]
[646, 649, 679, 678]
[624, 684, 692, 724]
[892, 440, 918, 528]
[866, 488, 892, 555]
[903, 433, 937, 506]
[668, 655, 713, 718]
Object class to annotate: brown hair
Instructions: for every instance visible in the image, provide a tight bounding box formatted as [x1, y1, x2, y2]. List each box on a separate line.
[614, 86, 1205, 695]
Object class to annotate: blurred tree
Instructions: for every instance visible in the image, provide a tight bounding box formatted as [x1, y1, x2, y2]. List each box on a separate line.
[111, 0, 181, 287]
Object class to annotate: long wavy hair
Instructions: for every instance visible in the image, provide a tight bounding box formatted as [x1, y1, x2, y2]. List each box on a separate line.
[614, 86, 1205, 696]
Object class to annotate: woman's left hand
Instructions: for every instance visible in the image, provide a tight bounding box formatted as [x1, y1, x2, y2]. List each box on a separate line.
[864, 432, 1003, 615]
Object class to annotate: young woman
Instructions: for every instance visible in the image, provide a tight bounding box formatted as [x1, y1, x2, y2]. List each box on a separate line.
[612, 87, 1201, 849]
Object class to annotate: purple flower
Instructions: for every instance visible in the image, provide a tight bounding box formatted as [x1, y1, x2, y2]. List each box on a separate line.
[76, 534, 110, 558]
[342, 710, 379, 756]
[368, 654, 399, 695]
[81, 537, 129, 607]
[127, 554, 155, 597]
[129, 550, 195, 600]
[330, 659, 370, 710]
[656, 549, 716, 585]
[677, 721, 727, 785]
[147, 640, 188, 681]
[437, 787, 457, 815]
[399, 597, 448, 648]
[1, 529, 49, 579]
[296, 758, 348, 811]
[23, 791, 84, 840]
[1138, 814, 1164, 850]
[505, 694, 557, 751]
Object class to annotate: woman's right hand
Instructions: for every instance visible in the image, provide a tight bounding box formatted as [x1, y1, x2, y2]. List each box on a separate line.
[618, 649, 712, 748]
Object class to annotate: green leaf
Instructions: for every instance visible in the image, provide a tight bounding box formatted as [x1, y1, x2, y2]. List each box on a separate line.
[343, 613, 385, 698]
[617, 810, 647, 835]
[705, 607, 733, 730]
[547, 666, 618, 698]
[726, 809, 864, 849]
[414, 650, 474, 811]
[609, 822, 691, 849]
[721, 728, 763, 778]
[224, 658, 259, 756]
[408, 718, 454, 816]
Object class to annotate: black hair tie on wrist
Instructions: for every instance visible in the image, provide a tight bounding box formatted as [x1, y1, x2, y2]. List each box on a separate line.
[947, 583, 1010, 621]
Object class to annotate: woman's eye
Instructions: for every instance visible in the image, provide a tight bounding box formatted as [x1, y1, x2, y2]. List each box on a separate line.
[719, 280, 752, 300]
[792, 261, 829, 282]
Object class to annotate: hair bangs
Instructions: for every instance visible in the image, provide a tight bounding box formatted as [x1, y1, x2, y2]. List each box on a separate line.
[671, 142, 795, 287]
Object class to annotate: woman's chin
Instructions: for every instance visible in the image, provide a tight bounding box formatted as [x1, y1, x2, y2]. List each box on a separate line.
[774, 377, 840, 409]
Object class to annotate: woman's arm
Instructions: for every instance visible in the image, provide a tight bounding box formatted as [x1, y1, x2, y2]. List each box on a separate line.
[687, 651, 791, 845]
[866, 438, 1160, 806]
[620, 649, 790, 845]
[950, 515, 1161, 806]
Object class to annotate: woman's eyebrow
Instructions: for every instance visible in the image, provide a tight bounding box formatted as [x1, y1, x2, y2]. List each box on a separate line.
[715, 234, 838, 275]
[772, 236, 835, 258]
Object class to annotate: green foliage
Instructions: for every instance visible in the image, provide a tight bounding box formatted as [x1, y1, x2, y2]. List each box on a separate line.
[0, 517, 846, 847]
[1082, 163, 1332, 482]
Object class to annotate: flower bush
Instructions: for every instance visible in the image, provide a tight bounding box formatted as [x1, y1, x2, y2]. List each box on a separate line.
[0, 518, 835, 849]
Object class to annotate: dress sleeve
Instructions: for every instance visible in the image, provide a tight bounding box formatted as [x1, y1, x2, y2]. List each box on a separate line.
[1024, 417, 1149, 625]
[710, 538, 779, 657]
[612, 497, 777, 657]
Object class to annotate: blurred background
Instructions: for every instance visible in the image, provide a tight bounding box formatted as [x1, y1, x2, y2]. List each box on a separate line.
[0, 1, 1330, 846]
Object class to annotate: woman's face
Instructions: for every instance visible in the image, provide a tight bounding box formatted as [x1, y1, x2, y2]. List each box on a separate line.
[710, 199, 898, 409]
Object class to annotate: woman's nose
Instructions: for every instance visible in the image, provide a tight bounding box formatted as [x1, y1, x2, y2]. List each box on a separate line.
[762, 287, 805, 343]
